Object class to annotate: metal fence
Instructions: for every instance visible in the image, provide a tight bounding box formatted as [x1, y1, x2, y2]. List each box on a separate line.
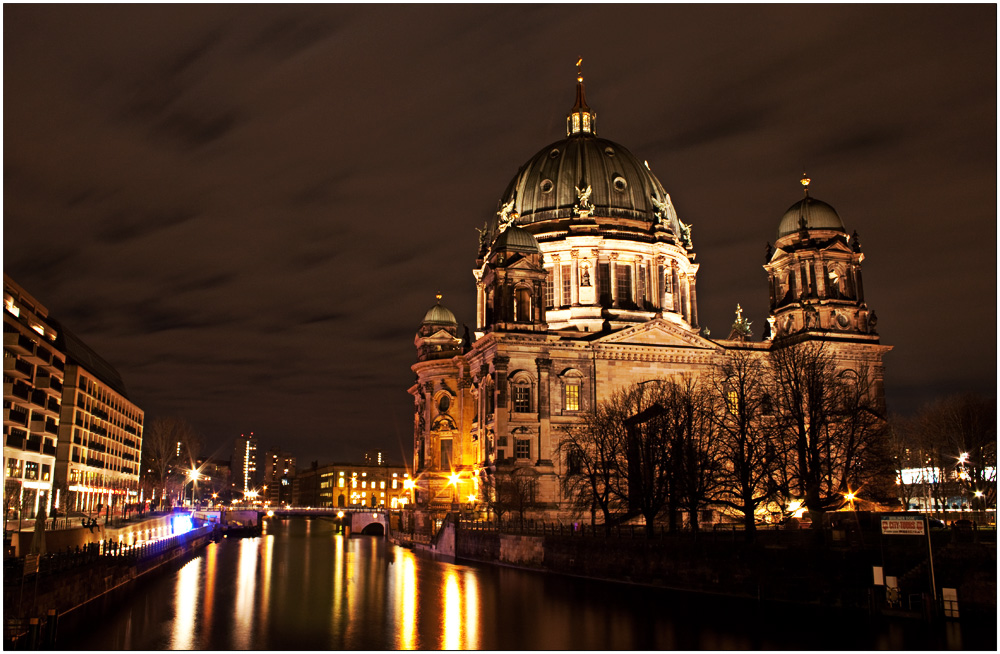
[3, 525, 214, 585]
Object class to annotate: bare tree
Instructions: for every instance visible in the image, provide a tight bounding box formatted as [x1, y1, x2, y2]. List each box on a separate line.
[611, 382, 677, 536]
[487, 466, 537, 529]
[556, 410, 624, 533]
[710, 348, 782, 538]
[666, 378, 724, 534]
[142, 416, 198, 509]
[916, 394, 997, 511]
[886, 414, 922, 511]
[769, 340, 888, 522]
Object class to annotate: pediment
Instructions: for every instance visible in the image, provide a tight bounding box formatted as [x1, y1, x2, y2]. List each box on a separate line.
[820, 241, 855, 255]
[595, 318, 719, 350]
[503, 257, 545, 272]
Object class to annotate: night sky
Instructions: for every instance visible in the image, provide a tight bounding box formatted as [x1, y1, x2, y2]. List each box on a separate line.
[4, 5, 995, 467]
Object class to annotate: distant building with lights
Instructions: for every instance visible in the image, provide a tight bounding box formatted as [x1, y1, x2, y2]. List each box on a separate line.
[408, 72, 890, 525]
[4, 274, 143, 520]
[231, 433, 259, 497]
[294, 461, 410, 509]
[263, 447, 296, 505]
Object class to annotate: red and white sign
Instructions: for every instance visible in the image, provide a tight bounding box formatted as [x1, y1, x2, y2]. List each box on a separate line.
[881, 517, 926, 535]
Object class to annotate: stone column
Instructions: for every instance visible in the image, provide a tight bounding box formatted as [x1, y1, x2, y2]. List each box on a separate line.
[570, 249, 580, 306]
[689, 276, 699, 328]
[535, 358, 553, 465]
[492, 356, 509, 459]
[610, 253, 619, 307]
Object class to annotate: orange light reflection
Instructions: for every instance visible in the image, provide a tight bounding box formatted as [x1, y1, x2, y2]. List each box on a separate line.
[170, 558, 201, 649]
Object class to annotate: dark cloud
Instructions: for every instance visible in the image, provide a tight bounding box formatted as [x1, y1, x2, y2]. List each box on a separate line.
[97, 208, 199, 244]
[3, 5, 994, 465]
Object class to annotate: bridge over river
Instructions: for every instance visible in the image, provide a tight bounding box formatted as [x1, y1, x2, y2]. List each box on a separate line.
[212, 507, 389, 536]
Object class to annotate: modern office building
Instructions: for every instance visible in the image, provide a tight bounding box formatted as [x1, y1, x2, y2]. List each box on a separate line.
[56, 331, 144, 515]
[4, 274, 143, 520]
[263, 448, 296, 505]
[231, 432, 259, 497]
[4, 277, 65, 519]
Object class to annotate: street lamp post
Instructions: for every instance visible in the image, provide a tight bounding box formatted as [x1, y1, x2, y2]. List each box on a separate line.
[447, 472, 460, 511]
[185, 470, 201, 507]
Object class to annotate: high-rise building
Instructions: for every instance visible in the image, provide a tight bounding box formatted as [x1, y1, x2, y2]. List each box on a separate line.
[231, 433, 259, 497]
[408, 73, 891, 524]
[4, 277, 65, 520]
[4, 274, 144, 521]
[263, 448, 296, 505]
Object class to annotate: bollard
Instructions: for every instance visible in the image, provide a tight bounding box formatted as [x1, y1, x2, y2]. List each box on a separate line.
[44, 608, 58, 648]
[28, 617, 40, 650]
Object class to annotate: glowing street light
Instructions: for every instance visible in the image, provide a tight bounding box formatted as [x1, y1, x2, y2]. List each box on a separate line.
[845, 492, 856, 511]
[447, 472, 461, 505]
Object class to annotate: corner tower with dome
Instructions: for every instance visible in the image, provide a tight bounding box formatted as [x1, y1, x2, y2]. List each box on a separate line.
[408, 71, 890, 526]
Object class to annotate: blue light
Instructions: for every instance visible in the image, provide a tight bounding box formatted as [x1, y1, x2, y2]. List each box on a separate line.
[171, 514, 193, 534]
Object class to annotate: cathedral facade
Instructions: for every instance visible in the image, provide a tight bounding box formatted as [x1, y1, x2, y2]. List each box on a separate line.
[408, 72, 890, 524]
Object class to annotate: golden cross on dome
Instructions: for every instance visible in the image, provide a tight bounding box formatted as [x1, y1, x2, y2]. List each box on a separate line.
[800, 173, 811, 196]
[576, 58, 583, 82]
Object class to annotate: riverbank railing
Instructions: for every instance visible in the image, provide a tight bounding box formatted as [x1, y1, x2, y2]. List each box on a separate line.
[3, 525, 214, 585]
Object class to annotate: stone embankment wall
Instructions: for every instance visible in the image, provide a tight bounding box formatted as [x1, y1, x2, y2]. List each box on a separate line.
[10, 515, 175, 557]
[453, 528, 996, 616]
[5, 525, 215, 647]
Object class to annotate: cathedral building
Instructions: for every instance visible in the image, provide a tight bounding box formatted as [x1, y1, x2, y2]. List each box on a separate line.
[408, 71, 890, 524]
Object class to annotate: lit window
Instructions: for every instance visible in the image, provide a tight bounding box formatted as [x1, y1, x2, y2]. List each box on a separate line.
[392, 479, 398, 489]
[338, 478, 345, 488]
[565, 384, 580, 411]
[727, 390, 739, 415]
[362, 481, 367, 489]
[351, 479, 357, 488]
[380, 481, 385, 489]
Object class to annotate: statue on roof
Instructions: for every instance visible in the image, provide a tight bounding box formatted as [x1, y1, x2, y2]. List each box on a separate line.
[574, 184, 593, 217]
[497, 195, 518, 232]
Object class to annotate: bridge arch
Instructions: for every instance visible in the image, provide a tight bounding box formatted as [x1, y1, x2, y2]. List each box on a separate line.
[360, 523, 385, 536]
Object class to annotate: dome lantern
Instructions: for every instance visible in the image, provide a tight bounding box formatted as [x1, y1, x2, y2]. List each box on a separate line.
[566, 59, 596, 136]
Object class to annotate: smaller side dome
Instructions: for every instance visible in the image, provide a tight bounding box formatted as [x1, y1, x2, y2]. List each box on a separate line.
[422, 295, 457, 326]
[777, 196, 845, 239]
[492, 225, 541, 254]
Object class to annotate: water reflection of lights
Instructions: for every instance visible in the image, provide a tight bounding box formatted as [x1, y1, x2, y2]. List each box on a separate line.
[233, 538, 259, 650]
[437, 566, 481, 650]
[399, 551, 417, 650]
[464, 570, 479, 648]
[202, 544, 217, 637]
[170, 558, 201, 649]
[258, 535, 274, 638]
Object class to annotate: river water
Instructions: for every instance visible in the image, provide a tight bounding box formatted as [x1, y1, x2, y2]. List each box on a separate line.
[68, 516, 992, 650]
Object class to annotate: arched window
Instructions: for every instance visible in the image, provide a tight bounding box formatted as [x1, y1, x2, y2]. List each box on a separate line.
[559, 369, 585, 412]
[515, 286, 532, 322]
[509, 373, 534, 413]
